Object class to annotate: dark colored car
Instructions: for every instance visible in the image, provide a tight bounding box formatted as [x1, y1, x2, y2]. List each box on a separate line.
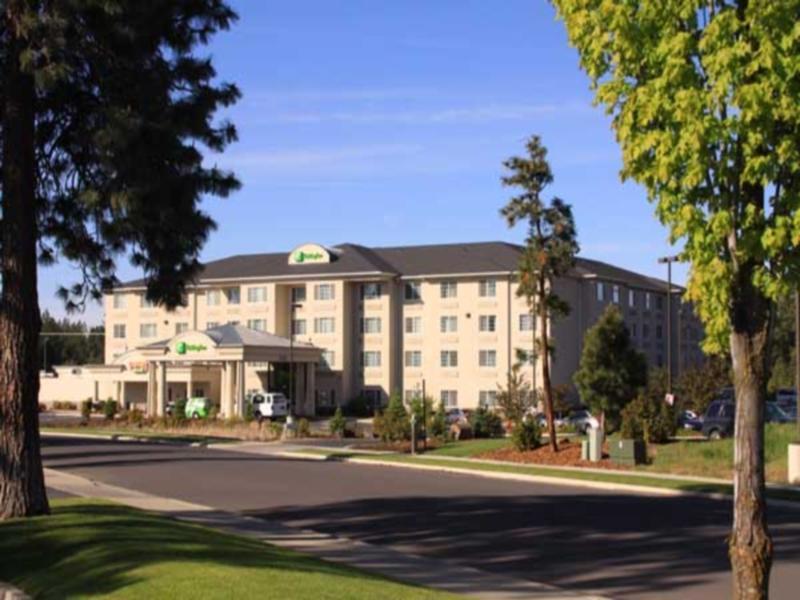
[702, 400, 735, 439]
[678, 409, 703, 431]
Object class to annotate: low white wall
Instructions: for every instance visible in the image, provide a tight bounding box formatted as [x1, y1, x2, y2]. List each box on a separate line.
[39, 367, 116, 406]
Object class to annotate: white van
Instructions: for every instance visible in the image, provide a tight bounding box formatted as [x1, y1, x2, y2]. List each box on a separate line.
[250, 391, 290, 420]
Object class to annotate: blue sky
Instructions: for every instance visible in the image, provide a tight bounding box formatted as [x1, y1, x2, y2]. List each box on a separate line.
[40, 0, 686, 325]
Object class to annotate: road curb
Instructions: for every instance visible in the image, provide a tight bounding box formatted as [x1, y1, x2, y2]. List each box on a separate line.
[41, 430, 210, 448]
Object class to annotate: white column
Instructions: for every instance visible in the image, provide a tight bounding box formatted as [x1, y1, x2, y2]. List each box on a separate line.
[236, 361, 246, 416]
[220, 362, 230, 418]
[157, 362, 167, 416]
[147, 363, 156, 416]
[307, 363, 316, 417]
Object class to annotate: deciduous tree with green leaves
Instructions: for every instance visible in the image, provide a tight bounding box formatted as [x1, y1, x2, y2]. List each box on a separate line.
[1, 0, 240, 519]
[574, 305, 648, 432]
[552, 1, 800, 596]
[501, 136, 579, 452]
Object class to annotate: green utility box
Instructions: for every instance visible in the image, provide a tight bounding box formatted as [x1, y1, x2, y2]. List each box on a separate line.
[608, 439, 646, 466]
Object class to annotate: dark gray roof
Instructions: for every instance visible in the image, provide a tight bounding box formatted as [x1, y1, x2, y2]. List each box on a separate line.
[142, 323, 317, 350]
[118, 240, 677, 293]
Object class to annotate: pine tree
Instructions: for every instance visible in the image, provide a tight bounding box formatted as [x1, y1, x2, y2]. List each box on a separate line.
[501, 135, 579, 452]
[574, 305, 648, 432]
[0, 0, 240, 519]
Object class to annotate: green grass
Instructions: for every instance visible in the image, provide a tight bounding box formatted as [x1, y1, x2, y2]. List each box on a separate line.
[0, 499, 458, 599]
[42, 426, 238, 445]
[427, 438, 511, 457]
[640, 424, 796, 482]
[293, 448, 800, 503]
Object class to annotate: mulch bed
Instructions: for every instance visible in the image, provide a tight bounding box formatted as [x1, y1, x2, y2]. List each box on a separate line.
[477, 438, 629, 470]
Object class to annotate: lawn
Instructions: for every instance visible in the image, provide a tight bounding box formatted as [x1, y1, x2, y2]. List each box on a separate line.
[427, 438, 510, 457]
[640, 423, 796, 482]
[42, 426, 238, 445]
[0, 499, 458, 600]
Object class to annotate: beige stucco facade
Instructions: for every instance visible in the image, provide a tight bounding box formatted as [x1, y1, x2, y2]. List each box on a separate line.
[96, 242, 704, 413]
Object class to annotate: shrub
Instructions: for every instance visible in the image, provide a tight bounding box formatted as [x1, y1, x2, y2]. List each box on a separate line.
[430, 400, 448, 439]
[80, 399, 92, 420]
[297, 418, 311, 438]
[512, 418, 541, 451]
[270, 421, 284, 438]
[409, 395, 435, 434]
[128, 408, 145, 427]
[469, 407, 505, 439]
[381, 393, 411, 442]
[330, 407, 347, 438]
[103, 399, 118, 420]
[243, 400, 255, 423]
[620, 392, 677, 444]
[173, 398, 187, 421]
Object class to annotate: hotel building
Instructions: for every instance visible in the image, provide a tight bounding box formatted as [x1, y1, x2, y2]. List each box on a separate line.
[92, 241, 704, 415]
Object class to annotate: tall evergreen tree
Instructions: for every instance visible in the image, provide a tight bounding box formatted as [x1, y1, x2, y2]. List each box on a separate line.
[501, 135, 579, 452]
[1, 0, 240, 519]
[574, 305, 648, 432]
[553, 1, 800, 594]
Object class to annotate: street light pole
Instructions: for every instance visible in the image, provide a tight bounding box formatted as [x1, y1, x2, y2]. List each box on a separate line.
[288, 300, 302, 417]
[658, 255, 681, 394]
[795, 290, 800, 437]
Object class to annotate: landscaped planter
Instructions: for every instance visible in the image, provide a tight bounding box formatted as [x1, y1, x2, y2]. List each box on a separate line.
[789, 443, 800, 485]
[608, 438, 646, 466]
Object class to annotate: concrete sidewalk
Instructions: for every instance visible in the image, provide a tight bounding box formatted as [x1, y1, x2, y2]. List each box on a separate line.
[45, 468, 608, 600]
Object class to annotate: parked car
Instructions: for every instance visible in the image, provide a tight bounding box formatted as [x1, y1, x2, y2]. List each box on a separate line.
[702, 400, 735, 439]
[766, 402, 793, 424]
[774, 388, 797, 414]
[445, 408, 468, 425]
[249, 391, 290, 421]
[567, 409, 599, 434]
[185, 397, 213, 419]
[678, 409, 703, 431]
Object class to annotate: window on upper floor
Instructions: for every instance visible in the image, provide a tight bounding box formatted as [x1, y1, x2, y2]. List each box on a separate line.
[479, 279, 497, 298]
[112, 324, 126, 339]
[314, 317, 335, 334]
[225, 287, 240, 305]
[291, 319, 306, 336]
[441, 390, 458, 407]
[175, 322, 189, 334]
[361, 283, 382, 300]
[612, 285, 620, 304]
[405, 316, 422, 334]
[361, 351, 382, 368]
[479, 349, 497, 368]
[628, 289, 636, 308]
[656, 295, 664, 310]
[206, 290, 221, 306]
[314, 283, 335, 301]
[247, 286, 267, 303]
[479, 390, 498, 408]
[440, 281, 458, 299]
[291, 286, 306, 303]
[656, 324, 663, 340]
[479, 315, 497, 332]
[113, 294, 126, 309]
[440, 350, 458, 368]
[645, 292, 652, 310]
[206, 321, 219, 329]
[440, 315, 458, 333]
[140, 294, 156, 309]
[248, 319, 266, 332]
[596, 282, 604, 302]
[404, 282, 422, 302]
[361, 317, 381, 334]
[140, 323, 157, 338]
[519, 314, 534, 332]
[404, 350, 422, 368]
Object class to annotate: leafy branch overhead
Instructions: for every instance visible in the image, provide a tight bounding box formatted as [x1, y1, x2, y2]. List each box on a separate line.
[1, 1, 242, 311]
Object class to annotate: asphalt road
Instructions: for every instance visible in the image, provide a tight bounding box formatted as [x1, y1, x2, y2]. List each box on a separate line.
[42, 436, 800, 600]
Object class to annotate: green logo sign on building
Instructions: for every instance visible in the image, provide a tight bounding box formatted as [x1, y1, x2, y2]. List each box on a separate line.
[175, 341, 207, 355]
[289, 244, 331, 265]
[294, 250, 324, 263]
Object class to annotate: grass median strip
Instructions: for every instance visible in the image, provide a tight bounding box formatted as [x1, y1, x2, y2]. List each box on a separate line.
[290, 448, 800, 503]
[42, 427, 238, 445]
[0, 498, 458, 600]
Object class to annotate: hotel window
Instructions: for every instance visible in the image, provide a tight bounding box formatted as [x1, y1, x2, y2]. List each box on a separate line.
[248, 319, 266, 332]
[656, 324, 663, 340]
[314, 317, 335, 334]
[206, 321, 219, 329]
[440, 316, 458, 333]
[321, 350, 335, 369]
[247, 286, 267, 303]
[479, 390, 498, 408]
[140, 294, 156, 309]
[645, 292, 652, 310]
[207, 290, 221, 306]
[441, 390, 458, 408]
[291, 286, 306, 303]
[314, 283, 335, 301]
[113, 294, 126, 309]
[519, 314, 534, 331]
[292, 319, 307, 335]
[631, 323, 637, 337]
[440, 281, 458, 299]
[517, 349, 534, 365]
[361, 283, 382, 300]
[479, 279, 497, 298]
[656, 295, 664, 310]
[225, 287, 241, 305]
[628, 289, 636, 308]
[140, 323, 157, 338]
[405, 350, 422, 368]
[175, 322, 189, 334]
[405, 316, 422, 334]
[479, 349, 497, 368]
[112, 324, 126, 339]
[404, 282, 422, 301]
[362, 351, 382, 368]
[643, 324, 650, 339]
[404, 390, 419, 402]
[479, 315, 497, 332]
[361, 317, 381, 334]
[612, 285, 620, 304]
[596, 282, 604, 302]
[440, 350, 458, 368]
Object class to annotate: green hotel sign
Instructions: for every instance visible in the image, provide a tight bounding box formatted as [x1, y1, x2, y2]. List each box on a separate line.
[293, 250, 325, 264]
[175, 341, 208, 355]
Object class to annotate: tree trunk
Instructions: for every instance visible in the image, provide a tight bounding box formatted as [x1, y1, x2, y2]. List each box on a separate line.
[538, 283, 558, 452]
[0, 3, 50, 519]
[728, 272, 772, 598]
